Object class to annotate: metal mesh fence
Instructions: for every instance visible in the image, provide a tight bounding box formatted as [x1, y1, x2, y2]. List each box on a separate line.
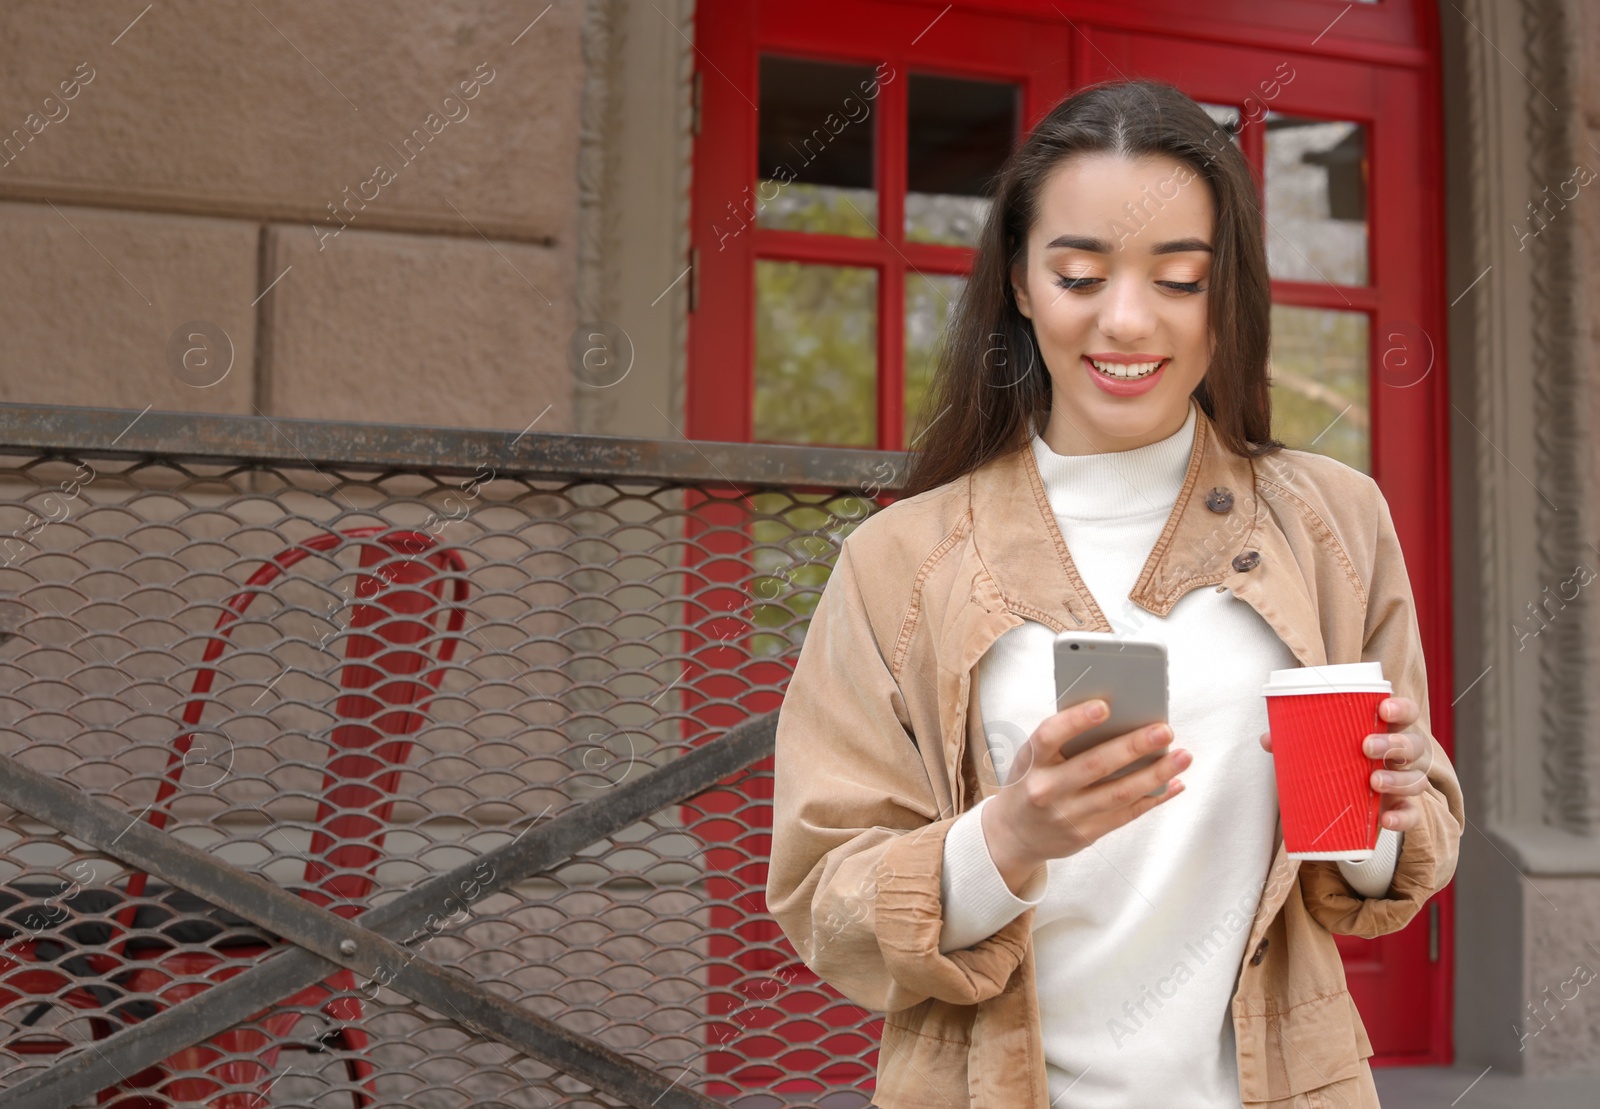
[0, 411, 901, 1109]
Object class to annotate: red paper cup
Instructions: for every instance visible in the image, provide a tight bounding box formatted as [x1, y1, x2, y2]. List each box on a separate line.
[1262, 662, 1392, 860]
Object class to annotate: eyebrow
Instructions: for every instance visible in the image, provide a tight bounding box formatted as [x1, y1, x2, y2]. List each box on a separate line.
[1043, 234, 1214, 256]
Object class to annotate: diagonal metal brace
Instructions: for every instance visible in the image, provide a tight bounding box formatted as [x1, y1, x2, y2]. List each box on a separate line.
[0, 710, 779, 1109]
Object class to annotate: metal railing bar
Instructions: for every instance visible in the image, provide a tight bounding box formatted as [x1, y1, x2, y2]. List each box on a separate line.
[397, 711, 778, 923]
[0, 751, 723, 1109]
[0, 710, 779, 1109]
[0, 402, 912, 490]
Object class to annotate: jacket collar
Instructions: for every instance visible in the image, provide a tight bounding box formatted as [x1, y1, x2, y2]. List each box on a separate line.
[966, 398, 1327, 668]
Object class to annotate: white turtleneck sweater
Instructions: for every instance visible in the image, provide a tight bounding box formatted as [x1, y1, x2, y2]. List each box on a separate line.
[938, 403, 1401, 1107]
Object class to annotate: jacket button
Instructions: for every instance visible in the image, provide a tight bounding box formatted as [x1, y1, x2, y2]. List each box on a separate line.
[1250, 938, 1269, 966]
[1232, 550, 1261, 573]
[1205, 487, 1234, 513]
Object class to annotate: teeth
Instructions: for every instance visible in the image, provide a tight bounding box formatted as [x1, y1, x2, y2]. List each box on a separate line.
[1090, 358, 1165, 379]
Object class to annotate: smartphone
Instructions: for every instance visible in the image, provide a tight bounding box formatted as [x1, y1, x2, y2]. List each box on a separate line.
[1053, 631, 1171, 797]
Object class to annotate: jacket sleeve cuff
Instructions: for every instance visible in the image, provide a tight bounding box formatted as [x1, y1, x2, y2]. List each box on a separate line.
[1333, 827, 1402, 898]
[938, 796, 1048, 955]
[873, 815, 1036, 1009]
[1300, 784, 1455, 938]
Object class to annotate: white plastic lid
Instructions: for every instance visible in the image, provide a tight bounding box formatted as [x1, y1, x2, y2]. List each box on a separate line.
[1262, 661, 1391, 696]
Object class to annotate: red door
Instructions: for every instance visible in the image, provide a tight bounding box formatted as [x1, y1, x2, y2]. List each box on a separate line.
[1073, 17, 1453, 1063]
[690, 0, 1454, 1091]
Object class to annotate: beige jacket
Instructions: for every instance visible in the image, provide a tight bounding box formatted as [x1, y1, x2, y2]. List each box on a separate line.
[765, 401, 1465, 1108]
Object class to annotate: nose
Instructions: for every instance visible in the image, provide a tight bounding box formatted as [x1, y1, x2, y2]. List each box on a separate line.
[1097, 273, 1158, 343]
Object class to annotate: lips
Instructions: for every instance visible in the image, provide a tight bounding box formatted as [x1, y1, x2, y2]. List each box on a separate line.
[1087, 356, 1166, 380]
[1082, 355, 1169, 397]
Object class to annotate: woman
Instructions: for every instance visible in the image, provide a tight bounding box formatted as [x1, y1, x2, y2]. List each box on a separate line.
[764, 79, 1465, 1108]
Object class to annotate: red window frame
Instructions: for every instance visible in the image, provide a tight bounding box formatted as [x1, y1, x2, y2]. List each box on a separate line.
[691, 3, 1074, 450]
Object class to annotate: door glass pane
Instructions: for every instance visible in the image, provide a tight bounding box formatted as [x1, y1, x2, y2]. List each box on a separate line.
[1269, 305, 1369, 473]
[1264, 113, 1369, 285]
[757, 56, 878, 237]
[755, 261, 877, 446]
[905, 274, 965, 448]
[906, 74, 1018, 247]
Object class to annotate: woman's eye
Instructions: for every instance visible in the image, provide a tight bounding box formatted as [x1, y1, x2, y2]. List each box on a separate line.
[1051, 276, 1206, 294]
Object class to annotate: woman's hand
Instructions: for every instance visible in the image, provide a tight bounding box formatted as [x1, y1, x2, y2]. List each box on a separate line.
[1257, 695, 1432, 832]
[982, 698, 1192, 895]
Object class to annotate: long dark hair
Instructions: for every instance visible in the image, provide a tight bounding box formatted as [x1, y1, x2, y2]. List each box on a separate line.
[900, 79, 1281, 499]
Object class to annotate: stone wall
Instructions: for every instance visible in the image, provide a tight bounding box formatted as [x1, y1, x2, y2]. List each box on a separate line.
[1443, 0, 1600, 1075]
[0, 0, 584, 432]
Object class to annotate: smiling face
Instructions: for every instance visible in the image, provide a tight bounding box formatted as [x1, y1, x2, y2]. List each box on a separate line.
[1010, 151, 1217, 455]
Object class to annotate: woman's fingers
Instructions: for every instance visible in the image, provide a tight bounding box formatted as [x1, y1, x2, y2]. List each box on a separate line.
[1378, 794, 1422, 831]
[990, 700, 1112, 792]
[1065, 722, 1173, 791]
[1364, 730, 1416, 762]
[1077, 762, 1189, 841]
[1364, 729, 1433, 775]
[1031, 698, 1112, 769]
[1027, 737, 1190, 850]
[1372, 766, 1428, 795]
[1259, 730, 1273, 754]
[1379, 696, 1419, 727]
[1118, 775, 1187, 822]
[1081, 746, 1191, 813]
[989, 704, 1186, 871]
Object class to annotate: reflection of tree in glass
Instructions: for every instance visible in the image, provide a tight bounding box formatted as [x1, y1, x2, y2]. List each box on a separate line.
[755, 260, 876, 447]
[745, 489, 868, 655]
[905, 275, 965, 449]
[905, 192, 991, 248]
[1268, 305, 1369, 473]
[756, 180, 876, 237]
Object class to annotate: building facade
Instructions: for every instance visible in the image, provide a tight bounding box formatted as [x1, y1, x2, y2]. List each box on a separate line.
[1, 0, 1597, 1079]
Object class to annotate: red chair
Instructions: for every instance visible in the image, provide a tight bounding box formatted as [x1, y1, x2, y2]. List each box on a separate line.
[0, 528, 470, 1107]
